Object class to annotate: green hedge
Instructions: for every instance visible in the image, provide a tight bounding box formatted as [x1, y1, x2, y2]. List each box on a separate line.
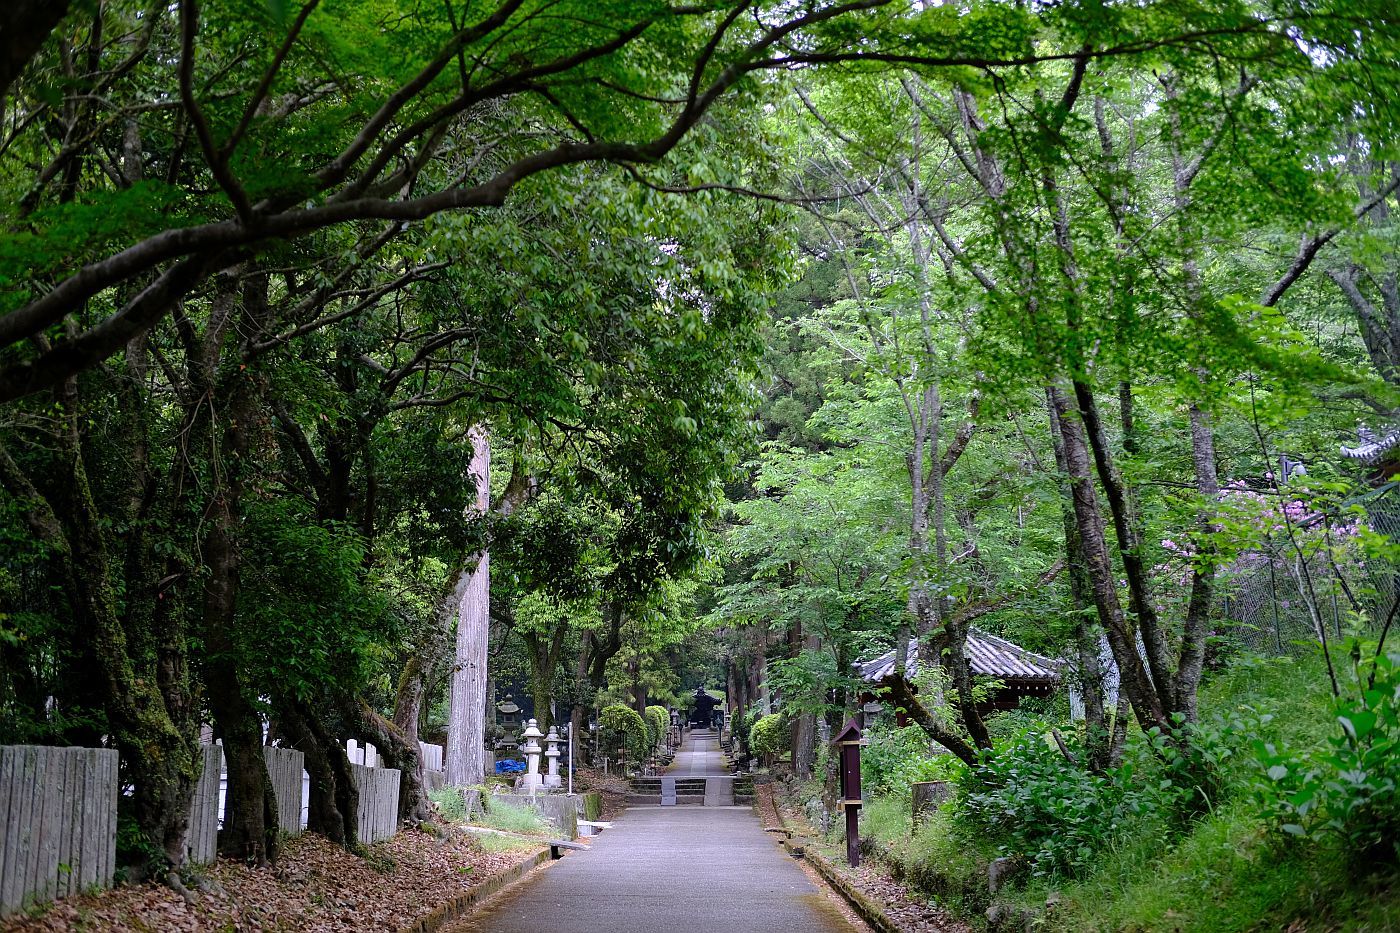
[600, 704, 649, 762]
[644, 705, 669, 749]
[750, 713, 787, 757]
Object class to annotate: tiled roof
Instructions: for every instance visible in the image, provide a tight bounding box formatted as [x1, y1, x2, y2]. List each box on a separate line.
[1342, 425, 1400, 465]
[857, 629, 1061, 684]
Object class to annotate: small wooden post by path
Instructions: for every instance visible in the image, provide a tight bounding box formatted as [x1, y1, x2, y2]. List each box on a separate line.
[834, 718, 865, 868]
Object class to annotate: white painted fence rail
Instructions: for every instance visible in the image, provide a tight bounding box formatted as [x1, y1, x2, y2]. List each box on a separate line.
[349, 763, 400, 843]
[0, 746, 118, 917]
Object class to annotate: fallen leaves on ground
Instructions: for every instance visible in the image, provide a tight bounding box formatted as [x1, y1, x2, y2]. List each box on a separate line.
[572, 765, 630, 820]
[2, 827, 539, 933]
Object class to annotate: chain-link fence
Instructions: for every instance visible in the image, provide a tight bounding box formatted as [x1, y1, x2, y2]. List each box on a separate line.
[1219, 485, 1399, 656]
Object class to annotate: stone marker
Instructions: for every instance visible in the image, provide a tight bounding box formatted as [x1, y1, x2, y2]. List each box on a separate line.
[543, 727, 562, 789]
[520, 719, 543, 793]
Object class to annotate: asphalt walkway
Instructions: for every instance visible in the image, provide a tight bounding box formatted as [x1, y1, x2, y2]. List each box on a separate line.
[450, 730, 856, 933]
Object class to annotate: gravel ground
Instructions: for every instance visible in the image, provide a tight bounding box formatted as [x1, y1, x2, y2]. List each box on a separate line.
[1, 827, 539, 933]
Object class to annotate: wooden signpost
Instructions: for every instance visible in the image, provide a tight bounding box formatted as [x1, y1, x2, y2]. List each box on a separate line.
[833, 717, 866, 867]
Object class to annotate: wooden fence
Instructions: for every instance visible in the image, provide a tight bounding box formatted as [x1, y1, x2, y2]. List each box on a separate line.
[186, 744, 223, 865]
[419, 741, 444, 772]
[350, 763, 400, 843]
[4, 742, 398, 916]
[188, 744, 305, 865]
[0, 746, 118, 917]
[262, 746, 304, 835]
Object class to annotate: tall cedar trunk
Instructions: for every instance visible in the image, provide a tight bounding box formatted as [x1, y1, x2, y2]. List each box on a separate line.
[446, 425, 491, 787]
[277, 699, 355, 845]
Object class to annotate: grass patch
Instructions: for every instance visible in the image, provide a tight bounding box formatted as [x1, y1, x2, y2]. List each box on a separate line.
[476, 832, 541, 853]
[852, 795, 995, 915]
[1027, 801, 1400, 931]
[475, 799, 549, 836]
[429, 787, 469, 823]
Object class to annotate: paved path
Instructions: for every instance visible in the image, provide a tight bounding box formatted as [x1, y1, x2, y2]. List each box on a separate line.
[450, 732, 856, 933]
[668, 728, 727, 776]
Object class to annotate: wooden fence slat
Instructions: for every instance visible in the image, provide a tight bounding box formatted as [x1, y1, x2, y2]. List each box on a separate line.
[100, 750, 117, 889]
[74, 752, 93, 892]
[18, 747, 43, 911]
[187, 744, 221, 865]
[39, 748, 62, 905]
[56, 751, 75, 897]
[80, 751, 102, 891]
[0, 747, 18, 915]
[1, 747, 26, 914]
[47, 750, 70, 900]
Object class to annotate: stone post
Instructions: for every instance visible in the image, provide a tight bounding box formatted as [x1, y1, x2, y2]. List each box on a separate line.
[521, 719, 544, 793]
[544, 726, 562, 788]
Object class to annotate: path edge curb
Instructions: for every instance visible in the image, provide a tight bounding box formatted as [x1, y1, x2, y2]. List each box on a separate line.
[764, 782, 901, 933]
[402, 846, 551, 932]
[781, 837, 902, 933]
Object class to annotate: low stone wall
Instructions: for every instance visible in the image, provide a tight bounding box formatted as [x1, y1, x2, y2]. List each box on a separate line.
[489, 792, 579, 839]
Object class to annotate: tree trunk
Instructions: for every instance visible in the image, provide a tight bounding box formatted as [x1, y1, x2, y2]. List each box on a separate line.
[1047, 391, 1111, 770]
[355, 699, 432, 825]
[1046, 385, 1167, 734]
[278, 699, 356, 845]
[446, 424, 491, 788]
[885, 676, 978, 767]
[1, 0, 72, 100]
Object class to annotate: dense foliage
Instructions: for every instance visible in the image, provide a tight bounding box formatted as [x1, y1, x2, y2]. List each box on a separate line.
[2, 1, 1400, 924]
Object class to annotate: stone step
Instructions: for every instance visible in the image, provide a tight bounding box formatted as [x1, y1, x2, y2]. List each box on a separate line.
[624, 794, 705, 805]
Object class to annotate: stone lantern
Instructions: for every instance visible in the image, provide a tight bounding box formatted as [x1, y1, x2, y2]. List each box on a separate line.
[520, 718, 544, 793]
[543, 726, 562, 788]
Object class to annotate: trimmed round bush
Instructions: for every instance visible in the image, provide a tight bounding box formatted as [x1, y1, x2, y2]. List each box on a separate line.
[600, 704, 649, 763]
[749, 713, 787, 758]
[645, 705, 669, 748]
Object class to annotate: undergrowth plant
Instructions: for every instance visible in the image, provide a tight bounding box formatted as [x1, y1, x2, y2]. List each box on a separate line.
[1252, 644, 1400, 867]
